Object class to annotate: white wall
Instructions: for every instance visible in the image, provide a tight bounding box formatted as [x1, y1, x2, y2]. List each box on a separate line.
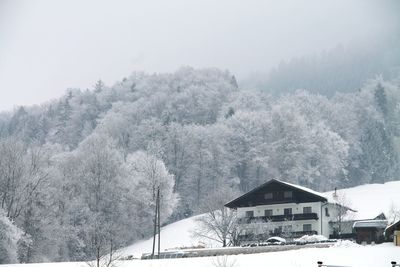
[237, 201, 335, 238]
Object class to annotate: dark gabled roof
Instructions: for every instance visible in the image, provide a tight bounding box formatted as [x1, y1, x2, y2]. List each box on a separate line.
[374, 213, 387, 220]
[225, 179, 328, 208]
[353, 219, 388, 229]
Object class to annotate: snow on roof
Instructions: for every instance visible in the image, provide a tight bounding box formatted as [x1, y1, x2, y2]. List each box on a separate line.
[276, 180, 359, 214]
[353, 220, 388, 229]
[225, 179, 327, 208]
[385, 220, 400, 232]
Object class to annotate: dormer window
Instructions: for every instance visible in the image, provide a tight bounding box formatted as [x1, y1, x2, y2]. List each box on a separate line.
[303, 206, 312, 213]
[264, 192, 273, 200]
[284, 191, 292, 199]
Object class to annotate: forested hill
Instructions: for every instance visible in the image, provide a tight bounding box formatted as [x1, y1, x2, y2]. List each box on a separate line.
[0, 67, 399, 263]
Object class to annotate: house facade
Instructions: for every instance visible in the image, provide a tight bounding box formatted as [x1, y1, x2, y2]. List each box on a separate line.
[225, 179, 346, 243]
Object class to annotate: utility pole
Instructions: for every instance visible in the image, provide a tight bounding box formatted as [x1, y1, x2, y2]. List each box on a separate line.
[157, 187, 161, 259]
[151, 186, 161, 259]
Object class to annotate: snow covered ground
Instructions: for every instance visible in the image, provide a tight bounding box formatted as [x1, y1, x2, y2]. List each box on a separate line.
[2, 243, 399, 267]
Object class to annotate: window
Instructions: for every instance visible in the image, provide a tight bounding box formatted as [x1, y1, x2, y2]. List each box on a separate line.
[245, 211, 254, 217]
[264, 192, 273, 200]
[325, 207, 330, 217]
[303, 224, 312, 232]
[265, 209, 273, 216]
[284, 191, 293, 199]
[284, 208, 292, 215]
[303, 206, 312, 213]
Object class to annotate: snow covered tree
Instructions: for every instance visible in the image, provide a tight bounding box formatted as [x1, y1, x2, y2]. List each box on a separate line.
[0, 138, 25, 219]
[223, 110, 272, 192]
[124, 149, 178, 226]
[355, 81, 398, 183]
[0, 208, 21, 264]
[15, 145, 58, 263]
[331, 191, 354, 238]
[162, 123, 194, 194]
[70, 133, 128, 267]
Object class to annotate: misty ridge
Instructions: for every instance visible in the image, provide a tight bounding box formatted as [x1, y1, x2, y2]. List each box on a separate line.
[1, 0, 400, 264]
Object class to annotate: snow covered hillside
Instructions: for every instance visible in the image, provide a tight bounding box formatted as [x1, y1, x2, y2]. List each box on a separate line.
[120, 180, 400, 258]
[120, 214, 220, 258]
[323, 180, 400, 220]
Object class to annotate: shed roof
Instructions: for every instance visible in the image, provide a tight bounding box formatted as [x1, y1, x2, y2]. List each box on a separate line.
[353, 220, 388, 229]
[385, 220, 400, 233]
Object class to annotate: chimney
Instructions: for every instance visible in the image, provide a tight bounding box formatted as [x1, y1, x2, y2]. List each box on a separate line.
[333, 187, 338, 198]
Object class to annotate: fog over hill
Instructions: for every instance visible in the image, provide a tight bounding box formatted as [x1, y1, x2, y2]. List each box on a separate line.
[1, 0, 400, 265]
[0, 0, 399, 110]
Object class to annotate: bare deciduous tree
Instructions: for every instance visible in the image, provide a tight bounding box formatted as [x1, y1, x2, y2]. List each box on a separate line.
[193, 187, 239, 247]
[211, 255, 238, 267]
[388, 202, 400, 224]
[331, 192, 354, 237]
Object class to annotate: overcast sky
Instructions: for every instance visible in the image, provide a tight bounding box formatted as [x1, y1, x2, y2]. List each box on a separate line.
[0, 0, 397, 111]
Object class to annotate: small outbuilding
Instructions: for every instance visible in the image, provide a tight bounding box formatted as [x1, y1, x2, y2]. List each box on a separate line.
[385, 220, 400, 246]
[353, 219, 388, 244]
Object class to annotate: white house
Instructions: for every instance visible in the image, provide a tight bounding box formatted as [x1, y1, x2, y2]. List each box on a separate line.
[225, 179, 352, 243]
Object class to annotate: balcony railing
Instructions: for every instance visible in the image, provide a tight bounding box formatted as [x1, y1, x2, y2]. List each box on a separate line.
[291, 230, 318, 237]
[238, 213, 319, 224]
[238, 230, 318, 241]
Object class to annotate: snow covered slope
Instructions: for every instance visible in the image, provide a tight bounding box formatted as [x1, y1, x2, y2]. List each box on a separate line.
[323, 181, 400, 220]
[121, 214, 219, 258]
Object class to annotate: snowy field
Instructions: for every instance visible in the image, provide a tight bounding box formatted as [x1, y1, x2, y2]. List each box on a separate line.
[2, 243, 399, 267]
